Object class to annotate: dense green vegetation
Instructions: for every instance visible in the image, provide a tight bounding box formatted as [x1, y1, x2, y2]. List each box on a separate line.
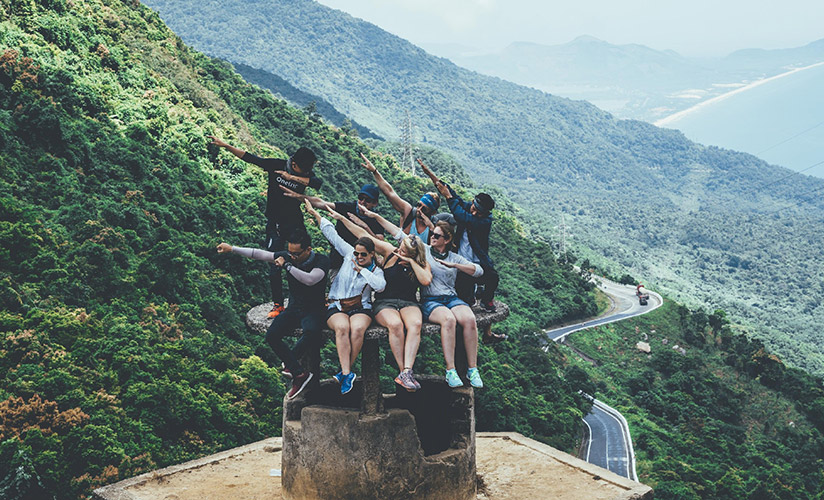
[565, 301, 824, 499]
[0, 1, 598, 497]
[143, 0, 824, 377]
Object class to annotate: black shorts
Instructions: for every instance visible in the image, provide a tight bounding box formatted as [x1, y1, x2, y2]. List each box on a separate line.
[326, 306, 373, 321]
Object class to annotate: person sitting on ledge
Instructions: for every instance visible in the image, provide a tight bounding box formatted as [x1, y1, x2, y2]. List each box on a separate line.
[317, 201, 433, 393]
[418, 159, 506, 344]
[304, 201, 386, 395]
[217, 230, 329, 400]
[341, 205, 485, 389]
[209, 135, 322, 320]
[360, 152, 439, 243]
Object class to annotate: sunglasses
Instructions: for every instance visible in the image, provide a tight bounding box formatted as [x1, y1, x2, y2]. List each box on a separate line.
[358, 194, 376, 203]
[288, 247, 308, 258]
[430, 233, 447, 240]
[353, 251, 370, 257]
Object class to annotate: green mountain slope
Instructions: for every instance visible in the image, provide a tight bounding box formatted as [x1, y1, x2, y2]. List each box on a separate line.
[565, 302, 824, 499]
[140, 0, 824, 377]
[0, 0, 598, 497]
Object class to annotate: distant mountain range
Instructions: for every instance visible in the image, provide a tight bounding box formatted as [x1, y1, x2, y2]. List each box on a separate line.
[143, 0, 824, 377]
[428, 35, 824, 122]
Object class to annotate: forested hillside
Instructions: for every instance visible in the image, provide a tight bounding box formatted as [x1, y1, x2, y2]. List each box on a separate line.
[565, 301, 824, 499]
[140, 0, 824, 378]
[0, 0, 599, 497]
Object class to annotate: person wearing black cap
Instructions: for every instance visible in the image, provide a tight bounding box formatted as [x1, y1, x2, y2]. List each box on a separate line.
[279, 183, 385, 269]
[417, 159, 506, 344]
[208, 135, 322, 318]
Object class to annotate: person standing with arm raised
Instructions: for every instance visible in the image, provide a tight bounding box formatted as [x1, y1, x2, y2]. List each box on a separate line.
[209, 135, 322, 318]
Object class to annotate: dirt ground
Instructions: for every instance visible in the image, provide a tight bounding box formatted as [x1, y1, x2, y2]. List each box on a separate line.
[114, 434, 646, 500]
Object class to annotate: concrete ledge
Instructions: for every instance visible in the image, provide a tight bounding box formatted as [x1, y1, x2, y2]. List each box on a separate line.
[246, 300, 510, 339]
[93, 433, 653, 500]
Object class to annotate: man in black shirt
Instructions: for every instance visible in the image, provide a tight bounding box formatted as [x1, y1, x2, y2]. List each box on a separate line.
[209, 136, 322, 318]
[281, 183, 384, 268]
[217, 230, 329, 399]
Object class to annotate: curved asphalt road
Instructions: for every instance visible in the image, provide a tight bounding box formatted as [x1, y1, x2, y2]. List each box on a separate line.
[583, 403, 630, 478]
[544, 277, 662, 480]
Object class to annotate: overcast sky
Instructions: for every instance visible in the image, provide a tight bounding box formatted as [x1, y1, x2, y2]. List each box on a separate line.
[316, 0, 824, 57]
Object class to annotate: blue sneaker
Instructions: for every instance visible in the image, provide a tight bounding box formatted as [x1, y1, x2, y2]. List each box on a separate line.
[445, 368, 463, 388]
[467, 367, 483, 389]
[341, 372, 356, 395]
[333, 371, 343, 384]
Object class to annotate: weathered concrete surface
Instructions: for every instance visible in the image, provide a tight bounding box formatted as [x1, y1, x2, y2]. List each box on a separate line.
[283, 406, 475, 500]
[93, 433, 653, 500]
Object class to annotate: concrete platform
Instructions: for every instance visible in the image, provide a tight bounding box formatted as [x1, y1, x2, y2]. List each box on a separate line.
[93, 433, 652, 500]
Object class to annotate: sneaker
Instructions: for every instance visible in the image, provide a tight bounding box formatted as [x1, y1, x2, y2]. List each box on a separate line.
[267, 303, 285, 319]
[467, 367, 483, 389]
[394, 371, 417, 392]
[287, 371, 313, 400]
[445, 368, 463, 388]
[481, 300, 496, 312]
[341, 372, 356, 395]
[408, 369, 421, 390]
[333, 371, 344, 384]
[281, 363, 293, 379]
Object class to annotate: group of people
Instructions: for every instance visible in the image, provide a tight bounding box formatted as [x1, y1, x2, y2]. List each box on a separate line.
[211, 135, 504, 400]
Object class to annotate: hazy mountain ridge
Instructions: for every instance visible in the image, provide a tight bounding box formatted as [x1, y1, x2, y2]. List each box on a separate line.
[437, 35, 824, 122]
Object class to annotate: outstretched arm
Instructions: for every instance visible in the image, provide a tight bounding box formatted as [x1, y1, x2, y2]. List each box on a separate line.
[325, 206, 397, 257]
[282, 186, 334, 210]
[360, 153, 411, 217]
[357, 205, 403, 239]
[417, 158, 452, 200]
[435, 256, 483, 277]
[394, 250, 433, 286]
[208, 135, 246, 159]
[217, 242, 279, 264]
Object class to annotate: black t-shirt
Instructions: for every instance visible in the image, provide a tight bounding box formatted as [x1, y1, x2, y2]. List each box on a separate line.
[376, 256, 419, 303]
[242, 153, 322, 227]
[328, 201, 384, 267]
[273, 250, 330, 310]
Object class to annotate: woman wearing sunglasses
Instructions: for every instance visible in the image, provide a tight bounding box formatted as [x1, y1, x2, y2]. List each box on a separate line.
[360, 153, 440, 243]
[305, 201, 386, 396]
[311, 199, 433, 392]
[337, 204, 484, 390]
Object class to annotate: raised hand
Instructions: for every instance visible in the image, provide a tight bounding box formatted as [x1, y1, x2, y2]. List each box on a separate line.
[216, 242, 232, 253]
[360, 152, 377, 173]
[207, 135, 229, 148]
[358, 205, 378, 219]
[434, 258, 456, 268]
[347, 213, 370, 229]
[280, 185, 306, 199]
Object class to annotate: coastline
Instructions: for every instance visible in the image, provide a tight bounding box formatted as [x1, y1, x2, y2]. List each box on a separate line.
[655, 61, 824, 127]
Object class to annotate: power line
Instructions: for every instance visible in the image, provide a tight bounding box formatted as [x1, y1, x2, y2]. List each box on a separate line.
[756, 120, 824, 155]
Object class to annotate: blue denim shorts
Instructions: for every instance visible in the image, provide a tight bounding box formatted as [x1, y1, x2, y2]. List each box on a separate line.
[421, 295, 469, 321]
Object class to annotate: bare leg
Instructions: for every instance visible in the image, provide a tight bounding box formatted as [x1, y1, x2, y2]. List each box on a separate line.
[399, 306, 423, 369]
[428, 306, 457, 370]
[348, 313, 372, 367]
[328, 312, 351, 374]
[452, 305, 479, 368]
[377, 309, 406, 369]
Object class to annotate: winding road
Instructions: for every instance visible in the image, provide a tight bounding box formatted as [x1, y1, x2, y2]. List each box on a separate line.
[544, 278, 663, 481]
